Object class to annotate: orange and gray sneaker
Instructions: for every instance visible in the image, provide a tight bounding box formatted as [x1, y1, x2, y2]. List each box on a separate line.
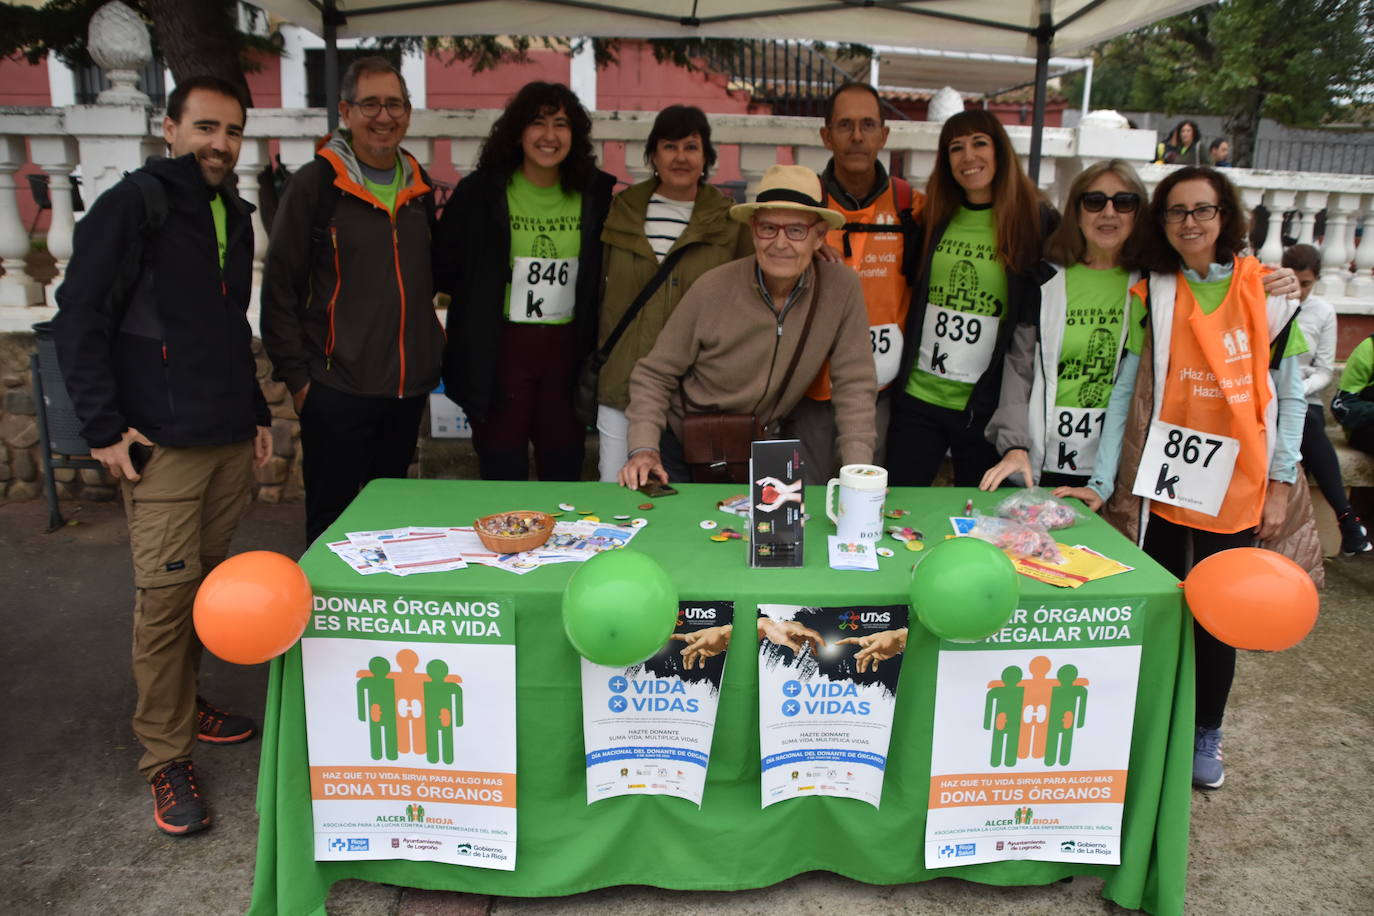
[150, 760, 211, 836]
[196, 696, 255, 744]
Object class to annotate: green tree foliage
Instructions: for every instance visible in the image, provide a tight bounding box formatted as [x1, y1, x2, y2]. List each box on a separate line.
[0, 0, 279, 102]
[1071, 0, 1373, 166]
[4, 2, 870, 107]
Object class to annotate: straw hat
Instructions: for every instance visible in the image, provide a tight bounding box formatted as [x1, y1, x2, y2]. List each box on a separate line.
[729, 164, 844, 229]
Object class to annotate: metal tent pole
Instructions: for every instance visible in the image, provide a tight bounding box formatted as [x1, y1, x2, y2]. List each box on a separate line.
[324, 0, 342, 131]
[1027, 1, 1052, 184]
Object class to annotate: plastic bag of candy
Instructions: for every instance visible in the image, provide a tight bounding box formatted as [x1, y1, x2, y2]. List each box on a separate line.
[968, 513, 1063, 563]
[994, 487, 1081, 530]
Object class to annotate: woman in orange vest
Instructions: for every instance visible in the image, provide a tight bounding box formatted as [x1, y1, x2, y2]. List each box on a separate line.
[1057, 166, 1308, 790]
[887, 110, 1056, 486]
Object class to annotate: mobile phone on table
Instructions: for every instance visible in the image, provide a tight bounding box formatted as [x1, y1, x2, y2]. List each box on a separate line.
[638, 480, 678, 498]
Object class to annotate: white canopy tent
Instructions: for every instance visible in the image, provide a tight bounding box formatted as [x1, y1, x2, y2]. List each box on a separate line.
[252, 0, 1210, 179]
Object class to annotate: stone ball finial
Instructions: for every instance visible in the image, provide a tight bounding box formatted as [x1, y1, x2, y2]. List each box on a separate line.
[928, 87, 964, 125]
[88, 1, 152, 106]
[1079, 109, 1130, 130]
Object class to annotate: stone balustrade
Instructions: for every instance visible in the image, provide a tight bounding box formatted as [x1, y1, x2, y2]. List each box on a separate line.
[1, 104, 1371, 330]
[0, 102, 1371, 505]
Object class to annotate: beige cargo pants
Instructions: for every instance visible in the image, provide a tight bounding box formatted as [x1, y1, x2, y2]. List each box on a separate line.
[121, 440, 254, 781]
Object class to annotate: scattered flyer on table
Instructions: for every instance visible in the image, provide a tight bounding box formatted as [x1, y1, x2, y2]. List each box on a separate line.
[925, 600, 1143, 868]
[301, 592, 517, 869]
[757, 603, 909, 809]
[581, 601, 733, 806]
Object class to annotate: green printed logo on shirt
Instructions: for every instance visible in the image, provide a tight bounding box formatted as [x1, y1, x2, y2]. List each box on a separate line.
[907, 205, 1008, 410]
[1057, 264, 1128, 409]
[505, 172, 582, 324]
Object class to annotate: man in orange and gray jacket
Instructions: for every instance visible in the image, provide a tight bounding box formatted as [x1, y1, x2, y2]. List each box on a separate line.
[262, 57, 444, 544]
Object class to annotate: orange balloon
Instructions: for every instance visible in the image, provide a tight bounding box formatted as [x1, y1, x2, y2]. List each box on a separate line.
[194, 550, 312, 664]
[1183, 548, 1318, 651]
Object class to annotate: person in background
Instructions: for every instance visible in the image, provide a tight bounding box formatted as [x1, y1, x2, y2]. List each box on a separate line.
[1284, 244, 1371, 555]
[262, 56, 443, 546]
[784, 82, 924, 483]
[593, 105, 752, 481]
[1208, 138, 1232, 167]
[53, 76, 270, 836]
[1156, 120, 1203, 165]
[1333, 331, 1374, 455]
[887, 110, 1056, 487]
[1058, 166, 1314, 790]
[435, 82, 615, 481]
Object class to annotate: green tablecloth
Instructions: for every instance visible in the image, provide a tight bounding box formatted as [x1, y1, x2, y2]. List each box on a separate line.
[249, 480, 1192, 916]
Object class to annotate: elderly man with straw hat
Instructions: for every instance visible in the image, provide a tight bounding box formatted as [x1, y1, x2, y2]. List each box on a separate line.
[618, 164, 877, 488]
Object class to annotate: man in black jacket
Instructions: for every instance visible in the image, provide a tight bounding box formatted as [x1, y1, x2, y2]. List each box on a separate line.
[53, 76, 271, 837]
[261, 57, 443, 544]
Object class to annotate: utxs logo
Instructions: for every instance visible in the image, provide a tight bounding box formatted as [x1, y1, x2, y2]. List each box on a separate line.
[677, 606, 717, 625]
[840, 610, 892, 630]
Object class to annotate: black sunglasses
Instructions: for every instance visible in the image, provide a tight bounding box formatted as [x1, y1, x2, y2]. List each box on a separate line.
[1080, 191, 1140, 213]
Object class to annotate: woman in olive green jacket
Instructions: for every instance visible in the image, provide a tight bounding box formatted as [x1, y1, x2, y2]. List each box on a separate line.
[595, 105, 754, 480]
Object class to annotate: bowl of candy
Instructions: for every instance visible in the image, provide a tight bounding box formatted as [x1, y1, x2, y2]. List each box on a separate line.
[474, 510, 555, 553]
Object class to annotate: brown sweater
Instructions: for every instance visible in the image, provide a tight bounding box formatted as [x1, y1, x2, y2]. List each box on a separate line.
[626, 257, 877, 465]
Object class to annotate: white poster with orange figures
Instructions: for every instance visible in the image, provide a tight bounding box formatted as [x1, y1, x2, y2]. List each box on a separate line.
[300, 594, 516, 869]
[924, 601, 1143, 868]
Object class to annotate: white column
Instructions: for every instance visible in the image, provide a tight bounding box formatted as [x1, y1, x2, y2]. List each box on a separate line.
[1238, 185, 1265, 257]
[47, 58, 77, 107]
[28, 136, 80, 292]
[1350, 195, 1374, 298]
[450, 138, 482, 176]
[0, 136, 45, 306]
[1295, 190, 1326, 247]
[401, 47, 426, 110]
[280, 25, 310, 108]
[1259, 189, 1295, 265]
[1317, 193, 1359, 299]
[233, 138, 270, 311]
[569, 38, 598, 112]
[738, 143, 779, 200]
[278, 139, 318, 172]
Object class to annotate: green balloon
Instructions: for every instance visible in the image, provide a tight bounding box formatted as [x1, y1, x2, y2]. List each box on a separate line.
[910, 536, 1019, 641]
[562, 548, 679, 666]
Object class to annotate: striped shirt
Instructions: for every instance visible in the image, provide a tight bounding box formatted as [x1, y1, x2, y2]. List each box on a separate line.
[644, 194, 695, 261]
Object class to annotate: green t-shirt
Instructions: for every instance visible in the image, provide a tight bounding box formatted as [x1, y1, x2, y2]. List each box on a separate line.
[362, 161, 402, 214]
[209, 192, 227, 269]
[1124, 274, 1309, 358]
[1058, 264, 1128, 409]
[1339, 337, 1374, 393]
[905, 204, 1008, 410]
[505, 171, 582, 324]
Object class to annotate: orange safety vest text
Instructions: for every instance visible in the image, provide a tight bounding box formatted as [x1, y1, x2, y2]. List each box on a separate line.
[805, 180, 922, 400]
[1152, 258, 1272, 533]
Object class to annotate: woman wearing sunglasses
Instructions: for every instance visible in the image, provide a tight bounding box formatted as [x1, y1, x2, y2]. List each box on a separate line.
[979, 161, 1150, 491]
[888, 110, 1056, 486]
[1057, 166, 1312, 791]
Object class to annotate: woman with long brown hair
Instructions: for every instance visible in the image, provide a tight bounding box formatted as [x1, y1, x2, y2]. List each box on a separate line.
[888, 110, 1056, 486]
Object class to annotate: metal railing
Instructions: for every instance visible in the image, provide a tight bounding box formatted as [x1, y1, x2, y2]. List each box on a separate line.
[1252, 138, 1374, 176]
[705, 40, 908, 121]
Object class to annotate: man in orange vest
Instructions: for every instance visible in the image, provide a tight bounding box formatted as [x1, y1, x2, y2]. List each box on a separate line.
[782, 82, 923, 483]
